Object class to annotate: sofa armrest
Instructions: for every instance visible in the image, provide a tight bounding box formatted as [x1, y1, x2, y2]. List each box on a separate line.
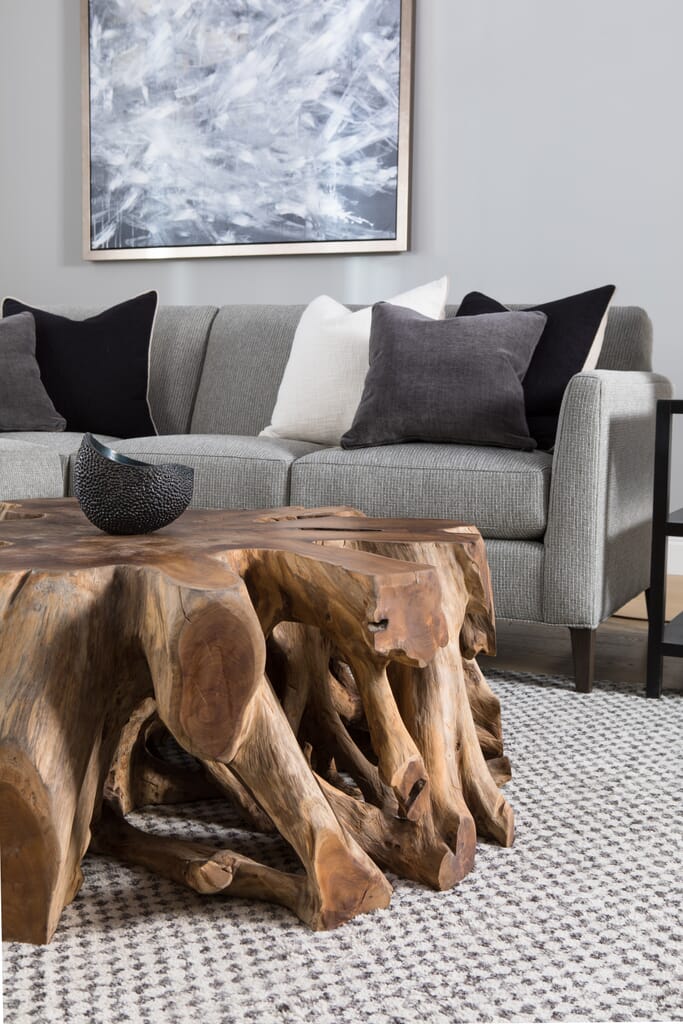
[542, 370, 673, 627]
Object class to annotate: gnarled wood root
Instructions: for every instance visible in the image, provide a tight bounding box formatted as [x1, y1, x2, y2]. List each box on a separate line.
[0, 501, 514, 942]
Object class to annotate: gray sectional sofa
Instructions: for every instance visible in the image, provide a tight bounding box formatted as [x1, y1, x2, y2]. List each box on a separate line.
[0, 302, 672, 691]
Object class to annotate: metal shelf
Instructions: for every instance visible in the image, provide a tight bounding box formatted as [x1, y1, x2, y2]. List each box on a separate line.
[666, 508, 683, 536]
[662, 611, 683, 655]
[647, 400, 683, 696]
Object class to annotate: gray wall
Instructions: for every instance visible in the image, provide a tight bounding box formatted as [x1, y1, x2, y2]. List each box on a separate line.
[1, 0, 682, 495]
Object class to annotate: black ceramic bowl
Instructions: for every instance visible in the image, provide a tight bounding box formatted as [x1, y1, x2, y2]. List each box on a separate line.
[74, 433, 194, 535]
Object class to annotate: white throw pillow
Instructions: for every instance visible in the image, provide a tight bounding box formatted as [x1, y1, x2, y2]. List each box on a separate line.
[261, 277, 449, 445]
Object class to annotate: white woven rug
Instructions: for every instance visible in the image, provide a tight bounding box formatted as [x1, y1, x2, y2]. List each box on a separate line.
[3, 671, 683, 1024]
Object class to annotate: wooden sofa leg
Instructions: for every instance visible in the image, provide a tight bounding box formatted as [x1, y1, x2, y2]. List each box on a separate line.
[569, 628, 596, 693]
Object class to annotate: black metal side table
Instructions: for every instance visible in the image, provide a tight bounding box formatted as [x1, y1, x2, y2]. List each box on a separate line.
[646, 398, 683, 697]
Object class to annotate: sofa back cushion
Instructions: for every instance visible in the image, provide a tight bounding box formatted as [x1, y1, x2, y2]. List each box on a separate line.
[148, 306, 218, 433]
[191, 305, 306, 436]
[40, 304, 217, 435]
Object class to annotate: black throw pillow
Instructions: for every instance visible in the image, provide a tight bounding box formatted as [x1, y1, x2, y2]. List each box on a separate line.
[2, 291, 158, 438]
[341, 302, 547, 451]
[456, 285, 615, 449]
[0, 312, 66, 431]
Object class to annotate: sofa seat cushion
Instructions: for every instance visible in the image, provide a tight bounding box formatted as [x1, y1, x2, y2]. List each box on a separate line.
[1, 431, 119, 459]
[106, 435, 323, 510]
[290, 443, 553, 540]
[1, 432, 120, 491]
[0, 438, 67, 499]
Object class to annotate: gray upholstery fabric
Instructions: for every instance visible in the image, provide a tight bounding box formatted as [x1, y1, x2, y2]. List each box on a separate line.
[148, 306, 218, 434]
[342, 305, 545, 451]
[40, 303, 218, 437]
[596, 306, 653, 371]
[291, 443, 553, 540]
[486, 539, 545, 621]
[1, 430, 120, 489]
[543, 370, 672, 627]
[0, 299, 666, 638]
[191, 306, 305, 436]
[0, 431, 119, 457]
[444, 304, 653, 372]
[105, 434, 322, 510]
[0, 438, 65, 498]
[0, 312, 66, 431]
[37, 302, 653, 441]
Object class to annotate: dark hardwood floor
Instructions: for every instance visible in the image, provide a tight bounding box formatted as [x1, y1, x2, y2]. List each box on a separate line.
[480, 615, 682, 693]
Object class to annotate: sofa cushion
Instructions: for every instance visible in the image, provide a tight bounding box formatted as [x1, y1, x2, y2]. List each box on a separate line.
[0, 438, 66, 499]
[1, 431, 119, 459]
[191, 306, 307, 437]
[2, 431, 120, 491]
[290, 443, 553, 540]
[341, 303, 545, 451]
[0, 313, 66, 431]
[148, 306, 218, 434]
[105, 435, 323, 510]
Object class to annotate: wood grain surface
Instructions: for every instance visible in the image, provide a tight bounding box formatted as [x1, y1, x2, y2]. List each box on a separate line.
[0, 499, 513, 942]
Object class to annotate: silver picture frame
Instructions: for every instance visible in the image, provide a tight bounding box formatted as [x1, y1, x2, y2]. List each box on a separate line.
[81, 0, 414, 261]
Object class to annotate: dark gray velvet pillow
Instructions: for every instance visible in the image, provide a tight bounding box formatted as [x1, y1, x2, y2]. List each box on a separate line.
[341, 303, 547, 451]
[0, 312, 66, 431]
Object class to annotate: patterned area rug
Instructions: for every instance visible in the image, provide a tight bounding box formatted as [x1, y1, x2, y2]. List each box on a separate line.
[3, 671, 683, 1024]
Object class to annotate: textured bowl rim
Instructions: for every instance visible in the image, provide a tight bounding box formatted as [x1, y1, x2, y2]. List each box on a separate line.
[84, 433, 152, 469]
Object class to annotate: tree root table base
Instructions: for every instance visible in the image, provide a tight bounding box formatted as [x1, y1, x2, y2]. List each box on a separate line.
[0, 500, 514, 943]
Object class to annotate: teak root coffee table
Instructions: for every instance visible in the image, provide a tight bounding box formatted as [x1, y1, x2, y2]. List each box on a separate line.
[0, 499, 514, 944]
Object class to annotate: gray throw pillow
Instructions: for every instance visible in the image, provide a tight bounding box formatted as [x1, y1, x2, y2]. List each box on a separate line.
[0, 312, 66, 431]
[341, 303, 547, 451]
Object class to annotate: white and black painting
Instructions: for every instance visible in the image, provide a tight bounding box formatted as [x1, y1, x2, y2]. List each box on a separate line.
[84, 0, 413, 258]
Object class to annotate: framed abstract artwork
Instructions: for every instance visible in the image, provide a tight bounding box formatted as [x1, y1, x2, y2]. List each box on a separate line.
[81, 0, 414, 260]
